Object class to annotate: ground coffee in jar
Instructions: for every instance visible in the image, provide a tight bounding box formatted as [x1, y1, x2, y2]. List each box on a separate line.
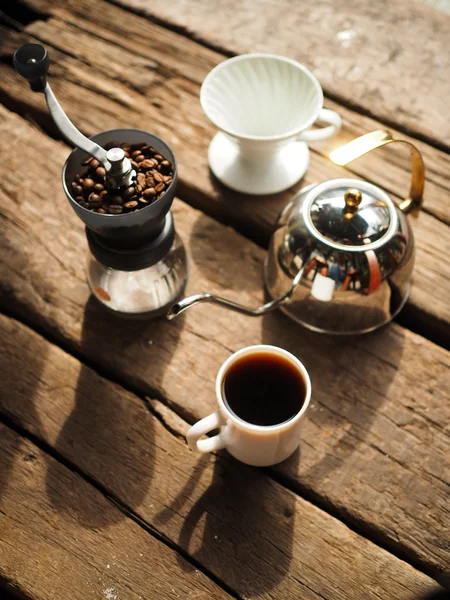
[70, 141, 174, 214]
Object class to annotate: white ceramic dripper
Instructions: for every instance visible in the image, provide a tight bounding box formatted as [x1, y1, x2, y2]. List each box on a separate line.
[201, 53, 342, 195]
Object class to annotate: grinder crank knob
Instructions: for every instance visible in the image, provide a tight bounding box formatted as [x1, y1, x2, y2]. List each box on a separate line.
[13, 44, 49, 92]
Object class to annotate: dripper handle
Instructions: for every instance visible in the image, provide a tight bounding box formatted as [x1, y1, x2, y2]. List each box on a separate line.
[13, 44, 109, 168]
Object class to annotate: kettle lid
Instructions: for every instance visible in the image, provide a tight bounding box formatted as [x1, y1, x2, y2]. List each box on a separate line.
[305, 178, 398, 250]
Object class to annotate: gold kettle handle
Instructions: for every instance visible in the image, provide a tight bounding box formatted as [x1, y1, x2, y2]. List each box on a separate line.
[329, 130, 425, 214]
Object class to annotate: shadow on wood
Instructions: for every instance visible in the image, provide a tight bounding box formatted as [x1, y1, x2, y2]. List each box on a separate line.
[187, 210, 266, 295]
[415, 590, 450, 600]
[156, 450, 298, 597]
[45, 295, 183, 528]
[0, 315, 47, 506]
[262, 309, 405, 494]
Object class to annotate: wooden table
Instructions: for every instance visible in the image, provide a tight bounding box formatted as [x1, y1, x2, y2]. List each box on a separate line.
[0, 0, 449, 598]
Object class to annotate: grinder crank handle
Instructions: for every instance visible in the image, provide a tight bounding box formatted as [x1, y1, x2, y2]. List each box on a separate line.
[13, 44, 109, 168]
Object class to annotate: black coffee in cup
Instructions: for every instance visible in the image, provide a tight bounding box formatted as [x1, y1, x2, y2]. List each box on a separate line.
[222, 352, 306, 426]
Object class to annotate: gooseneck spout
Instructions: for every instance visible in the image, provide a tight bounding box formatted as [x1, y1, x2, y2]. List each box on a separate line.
[167, 262, 306, 320]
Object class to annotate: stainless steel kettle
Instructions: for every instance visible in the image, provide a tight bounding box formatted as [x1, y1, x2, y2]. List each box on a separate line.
[168, 130, 425, 334]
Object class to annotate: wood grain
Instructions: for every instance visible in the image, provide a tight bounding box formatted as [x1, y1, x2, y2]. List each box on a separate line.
[0, 431, 231, 600]
[18, 0, 450, 224]
[0, 8, 449, 342]
[0, 314, 441, 600]
[110, 0, 450, 147]
[0, 104, 448, 584]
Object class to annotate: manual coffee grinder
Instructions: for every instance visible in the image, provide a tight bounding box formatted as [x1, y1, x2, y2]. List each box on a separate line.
[13, 43, 188, 318]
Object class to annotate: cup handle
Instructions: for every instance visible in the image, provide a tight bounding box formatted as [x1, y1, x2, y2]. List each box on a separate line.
[187, 411, 226, 453]
[297, 108, 342, 142]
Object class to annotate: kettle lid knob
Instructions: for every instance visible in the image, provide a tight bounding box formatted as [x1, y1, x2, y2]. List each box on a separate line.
[344, 188, 362, 219]
[344, 188, 362, 209]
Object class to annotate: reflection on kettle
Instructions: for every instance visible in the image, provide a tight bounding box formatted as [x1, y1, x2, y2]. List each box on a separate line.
[168, 131, 425, 335]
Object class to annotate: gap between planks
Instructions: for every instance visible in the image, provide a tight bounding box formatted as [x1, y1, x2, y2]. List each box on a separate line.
[120, 9, 450, 156]
[0, 7, 448, 584]
[2, 0, 450, 229]
[0, 398, 242, 600]
[0, 305, 446, 589]
[0, 30, 448, 349]
[105, 0, 450, 155]
[0, 91, 448, 584]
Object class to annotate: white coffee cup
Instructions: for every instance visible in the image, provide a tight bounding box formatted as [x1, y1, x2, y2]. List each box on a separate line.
[201, 53, 342, 195]
[187, 345, 311, 467]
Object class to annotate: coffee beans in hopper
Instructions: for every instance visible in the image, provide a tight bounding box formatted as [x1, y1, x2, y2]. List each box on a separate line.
[71, 141, 174, 214]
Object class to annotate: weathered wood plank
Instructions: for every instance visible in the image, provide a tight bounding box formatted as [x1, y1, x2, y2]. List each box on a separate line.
[3, 0, 450, 226]
[0, 432, 232, 600]
[0, 12, 449, 342]
[40, 0, 450, 224]
[0, 104, 449, 583]
[108, 0, 450, 148]
[0, 314, 441, 599]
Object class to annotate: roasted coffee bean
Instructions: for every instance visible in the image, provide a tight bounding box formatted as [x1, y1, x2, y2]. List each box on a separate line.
[139, 159, 154, 170]
[123, 186, 135, 200]
[131, 149, 142, 159]
[131, 160, 140, 169]
[154, 154, 163, 162]
[160, 160, 171, 172]
[99, 190, 109, 199]
[102, 203, 111, 211]
[153, 171, 164, 183]
[71, 183, 84, 196]
[97, 207, 107, 214]
[74, 173, 82, 183]
[94, 183, 104, 193]
[136, 172, 147, 187]
[90, 158, 100, 170]
[83, 178, 95, 191]
[134, 154, 145, 163]
[81, 156, 93, 166]
[143, 187, 156, 199]
[75, 196, 84, 203]
[88, 193, 103, 207]
[121, 143, 131, 152]
[109, 205, 123, 214]
[138, 197, 150, 206]
[163, 175, 173, 184]
[96, 166, 106, 178]
[111, 195, 124, 205]
[124, 151, 130, 158]
[124, 200, 139, 211]
[155, 182, 165, 193]
[79, 201, 90, 209]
